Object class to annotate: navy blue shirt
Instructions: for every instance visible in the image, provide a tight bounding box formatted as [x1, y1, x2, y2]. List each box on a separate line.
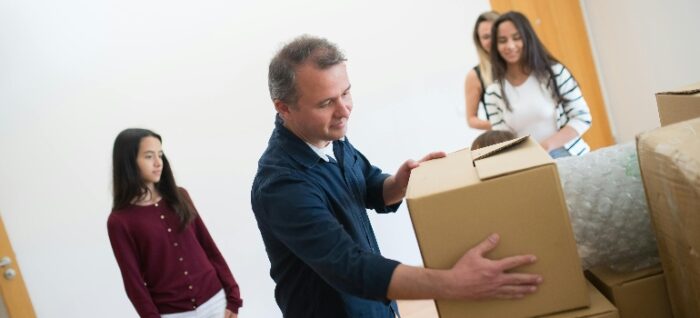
[251, 115, 401, 318]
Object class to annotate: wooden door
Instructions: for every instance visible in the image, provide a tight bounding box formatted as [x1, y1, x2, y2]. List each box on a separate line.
[491, 0, 615, 150]
[0, 214, 36, 318]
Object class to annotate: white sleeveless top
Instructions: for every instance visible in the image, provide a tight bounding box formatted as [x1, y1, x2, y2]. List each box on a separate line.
[502, 74, 558, 142]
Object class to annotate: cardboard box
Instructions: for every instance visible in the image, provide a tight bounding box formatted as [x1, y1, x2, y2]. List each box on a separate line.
[585, 265, 673, 318]
[406, 136, 588, 318]
[656, 82, 700, 126]
[538, 282, 619, 318]
[637, 117, 700, 318]
[397, 282, 617, 318]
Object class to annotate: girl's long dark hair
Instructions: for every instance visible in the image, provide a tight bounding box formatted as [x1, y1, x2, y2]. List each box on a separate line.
[111, 128, 195, 229]
[490, 11, 567, 111]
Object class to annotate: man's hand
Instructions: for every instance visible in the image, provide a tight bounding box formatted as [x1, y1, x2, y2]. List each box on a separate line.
[383, 151, 446, 205]
[225, 309, 238, 318]
[447, 233, 542, 300]
[387, 233, 541, 300]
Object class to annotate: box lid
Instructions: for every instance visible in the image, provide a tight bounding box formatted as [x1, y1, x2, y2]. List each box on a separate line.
[406, 136, 552, 199]
[473, 136, 553, 180]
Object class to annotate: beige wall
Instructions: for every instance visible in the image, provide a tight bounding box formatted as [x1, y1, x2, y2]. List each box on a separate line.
[582, 0, 700, 142]
[0, 0, 492, 316]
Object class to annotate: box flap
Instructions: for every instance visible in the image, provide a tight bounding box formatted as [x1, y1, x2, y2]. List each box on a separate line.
[656, 81, 700, 95]
[471, 135, 529, 161]
[473, 136, 553, 180]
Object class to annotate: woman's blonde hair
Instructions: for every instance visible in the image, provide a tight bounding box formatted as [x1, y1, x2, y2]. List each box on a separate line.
[473, 11, 500, 86]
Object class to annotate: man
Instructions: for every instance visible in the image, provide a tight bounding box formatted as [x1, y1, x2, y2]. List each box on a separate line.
[251, 35, 542, 317]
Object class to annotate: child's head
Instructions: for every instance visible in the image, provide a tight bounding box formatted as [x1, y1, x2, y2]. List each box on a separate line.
[112, 129, 175, 200]
[111, 128, 195, 226]
[471, 130, 517, 150]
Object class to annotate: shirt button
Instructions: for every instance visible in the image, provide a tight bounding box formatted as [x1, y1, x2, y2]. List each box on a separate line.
[160, 215, 165, 219]
[143, 282, 147, 286]
[191, 298, 196, 302]
[192, 306, 197, 309]
[155, 203, 159, 207]
[167, 228, 172, 232]
[179, 257, 184, 262]
[188, 285, 193, 290]
[184, 271, 188, 275]
[173, 242, 178, 247]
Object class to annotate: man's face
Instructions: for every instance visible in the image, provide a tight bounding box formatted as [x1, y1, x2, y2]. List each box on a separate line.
[277, 62, 353, 148]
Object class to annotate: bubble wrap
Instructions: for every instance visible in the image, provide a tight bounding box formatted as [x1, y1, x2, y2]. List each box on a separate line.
[556, 142, 659, 271]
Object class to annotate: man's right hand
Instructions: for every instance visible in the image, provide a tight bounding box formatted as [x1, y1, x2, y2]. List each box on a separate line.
[446, 233, 542, 300]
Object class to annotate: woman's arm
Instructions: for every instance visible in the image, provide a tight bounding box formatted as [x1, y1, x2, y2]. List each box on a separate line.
[465, 70, 492, 130]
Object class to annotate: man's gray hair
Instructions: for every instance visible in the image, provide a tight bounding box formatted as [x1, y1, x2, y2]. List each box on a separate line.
[268, 35, 346, 104]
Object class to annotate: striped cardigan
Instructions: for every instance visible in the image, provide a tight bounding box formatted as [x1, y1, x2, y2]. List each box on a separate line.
[484, 63, 592, 156]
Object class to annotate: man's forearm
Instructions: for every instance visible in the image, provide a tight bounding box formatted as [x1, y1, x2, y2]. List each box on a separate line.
[386, 264, 453, 300]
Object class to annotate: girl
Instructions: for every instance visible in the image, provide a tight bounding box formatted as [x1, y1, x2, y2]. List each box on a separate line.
[107, 128, 242, 318]
[465, 11, 500, 130]
[484, 11, 593, 158]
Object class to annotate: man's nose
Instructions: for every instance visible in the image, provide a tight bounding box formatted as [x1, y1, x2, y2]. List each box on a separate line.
[335, 99, 351, 117]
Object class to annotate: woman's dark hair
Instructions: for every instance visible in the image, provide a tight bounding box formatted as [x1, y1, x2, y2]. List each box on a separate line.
[112, 128, 195, 229]
[490, 11, 567, 111]
[471, 130, 517, 150]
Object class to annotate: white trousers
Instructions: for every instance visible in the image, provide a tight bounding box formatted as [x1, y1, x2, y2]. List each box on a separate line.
[161, 289, 227, 318]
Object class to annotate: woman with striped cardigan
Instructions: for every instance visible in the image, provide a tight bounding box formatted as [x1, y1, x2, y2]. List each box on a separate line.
[484, 11, 592, 158]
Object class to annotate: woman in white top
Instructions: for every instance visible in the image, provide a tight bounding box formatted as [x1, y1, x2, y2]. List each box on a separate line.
[484, 11, 592, 157]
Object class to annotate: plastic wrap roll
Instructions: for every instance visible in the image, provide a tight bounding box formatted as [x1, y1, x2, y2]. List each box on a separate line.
[556, 142, 659, 271]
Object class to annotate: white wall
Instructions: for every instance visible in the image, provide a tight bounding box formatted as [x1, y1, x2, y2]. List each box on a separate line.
[0, 0, 491, 316]
[582, 0, 700, 143]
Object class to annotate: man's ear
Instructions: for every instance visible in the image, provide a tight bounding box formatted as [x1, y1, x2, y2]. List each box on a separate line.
[274, 99, 291, 119]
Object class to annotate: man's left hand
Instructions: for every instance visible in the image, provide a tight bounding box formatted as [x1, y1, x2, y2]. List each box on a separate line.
[225, 309, 238, 318]
[384, 151, 446, 204]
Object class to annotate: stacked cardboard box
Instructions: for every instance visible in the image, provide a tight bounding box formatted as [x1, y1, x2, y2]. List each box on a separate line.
[538, 282, 618, 318]
[406, 136, 588, 317]
[636, 82, 700, 318]
[654, 82, 700, 125]
[396, 282, 618, 318]
[585, 265, 672, 318]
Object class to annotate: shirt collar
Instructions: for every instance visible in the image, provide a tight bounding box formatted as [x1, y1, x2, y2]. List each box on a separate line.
[306, 141, 335, 162]
[272, 114, 345, 168]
